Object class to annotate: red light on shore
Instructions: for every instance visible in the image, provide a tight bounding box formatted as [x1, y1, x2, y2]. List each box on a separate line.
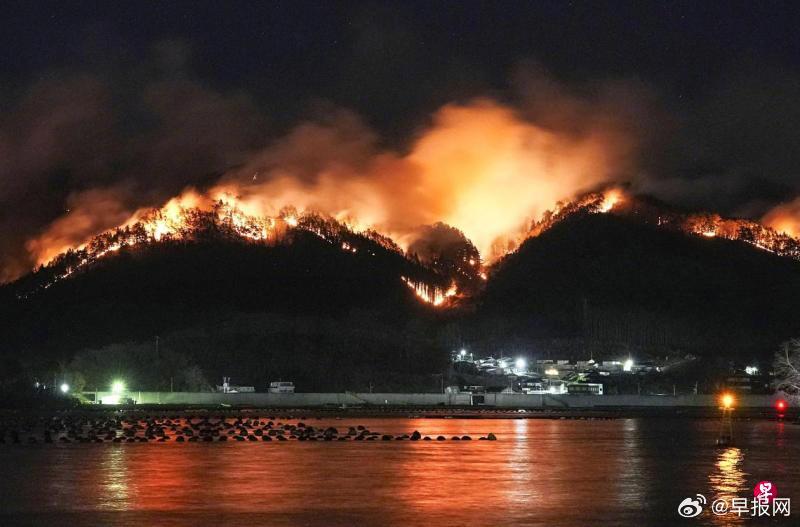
[776, 400, 787, 411]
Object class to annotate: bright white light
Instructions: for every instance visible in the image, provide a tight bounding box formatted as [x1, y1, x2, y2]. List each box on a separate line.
[60, 383, 69, 394]
[515, 358, 526, 371]
[623, 359, 634, 372]
[460, 349, 466, 356]
[102, 395, 120, 405]
[545, 368, 559, 376]
[111, 380, 125, 394]
[745, 366, 758, 375]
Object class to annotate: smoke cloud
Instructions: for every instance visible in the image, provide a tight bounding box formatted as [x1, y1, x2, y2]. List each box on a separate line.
[763, 198, 800, 238]
[24, 186, 133, 266]
[6, 52, 800, 283]
[188, 96, 634, 261]
[0, 43, 264, 281]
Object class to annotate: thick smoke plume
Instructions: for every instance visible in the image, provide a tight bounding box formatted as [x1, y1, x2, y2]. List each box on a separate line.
[0, 50, 263, 281]
[10, 56, 800, 283]
[213, 98, 633, 258]
[18, 89, 635, 279]
[763, 198, 800, 238]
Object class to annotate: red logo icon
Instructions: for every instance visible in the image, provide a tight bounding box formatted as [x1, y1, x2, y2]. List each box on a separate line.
[754, 481, 777, 503]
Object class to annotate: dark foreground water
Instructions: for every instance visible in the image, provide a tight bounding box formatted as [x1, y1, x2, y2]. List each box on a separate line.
[0, 417, 797, 526]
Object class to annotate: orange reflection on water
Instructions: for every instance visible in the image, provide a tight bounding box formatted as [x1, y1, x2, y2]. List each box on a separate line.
[504, 418, 540, 506]
[388, 418, 506, 520]
[99, 446, 131, 510]
[389, 417, 642, 525]
[710, 448, 746, 497]
[708, 447, 748, 525]
[15, 417, 796, 526]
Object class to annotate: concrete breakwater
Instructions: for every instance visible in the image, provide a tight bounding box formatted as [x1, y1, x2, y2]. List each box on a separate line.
[88, 391, 788, 409]
[0, 415, 498, 445]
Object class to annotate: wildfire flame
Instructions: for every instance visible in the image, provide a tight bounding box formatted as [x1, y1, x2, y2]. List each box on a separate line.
[513, 187, 800, 263]
[21, 188, 461, 308]
[680, 213, 800, 257]
[401, 277, 457, 306]
[522, 187, 626, 243]
[598, 188, 623, 213]
[22, 99, 630, 278]
[16, 184, 800, 306]
[762, 197, 800, 239]
[12, 86, 800, 295]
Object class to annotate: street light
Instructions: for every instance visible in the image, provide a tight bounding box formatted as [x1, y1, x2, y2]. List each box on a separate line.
[721, 393, 735, 409]
[717, 392, 736, 446]
[623, 359, 634, 372]
[60, 383, 70, 394]
[515, 358, 526, 371]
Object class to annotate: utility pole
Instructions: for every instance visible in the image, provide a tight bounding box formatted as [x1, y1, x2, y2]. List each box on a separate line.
[717, 395, 735, 446]
[434, 373, 444, 394]
[582, 297, 590, 361]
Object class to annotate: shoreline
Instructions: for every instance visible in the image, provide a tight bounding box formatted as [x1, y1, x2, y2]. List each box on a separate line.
[2, 405, 796, 421]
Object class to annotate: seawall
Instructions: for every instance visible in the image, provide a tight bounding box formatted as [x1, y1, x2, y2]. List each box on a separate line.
[88, 391, 788, 409]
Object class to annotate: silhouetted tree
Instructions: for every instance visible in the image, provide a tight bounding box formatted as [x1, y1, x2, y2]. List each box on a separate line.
[775, 339, 800, 399]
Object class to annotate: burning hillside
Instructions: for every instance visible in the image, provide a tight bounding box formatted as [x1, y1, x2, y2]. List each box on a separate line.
[11, 85, 800, 298]
[514, 188, 800, 263]
[6, 185, 800, 374]
[16, 190, 463, 306]
[13, 184, 800, 306]
[13, 98, 636, 284]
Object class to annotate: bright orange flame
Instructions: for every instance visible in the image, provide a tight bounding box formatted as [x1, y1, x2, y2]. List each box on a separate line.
[522, 187, 628, 246]
[763, 197, 800, 238]
[406, 101, 620, 260]
[25, 188, 468, 308]
[598, 188, 623, 213]
[25, 99, 631, 275]
[401, 277, 457, 307]
[18, 86, 800, 310]
[677, 211, 800, 259]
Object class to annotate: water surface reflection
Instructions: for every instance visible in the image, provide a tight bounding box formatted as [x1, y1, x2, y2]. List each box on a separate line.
[0, 418, 796, 526]
[101, 446, 131, 510]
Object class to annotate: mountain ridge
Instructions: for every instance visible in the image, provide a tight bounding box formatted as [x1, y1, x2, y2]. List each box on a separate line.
[2, 191, 799, 391]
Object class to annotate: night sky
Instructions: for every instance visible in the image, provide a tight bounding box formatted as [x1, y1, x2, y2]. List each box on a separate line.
[2, 1, 800, 279]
